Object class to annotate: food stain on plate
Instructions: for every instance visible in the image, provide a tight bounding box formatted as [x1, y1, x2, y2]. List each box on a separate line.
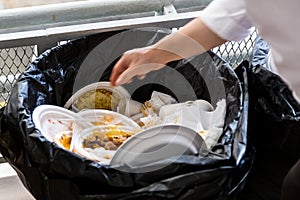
[54, 131, 73, 150]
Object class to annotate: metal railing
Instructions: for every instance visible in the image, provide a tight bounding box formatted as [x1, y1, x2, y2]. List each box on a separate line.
[0, 0, 257, 108]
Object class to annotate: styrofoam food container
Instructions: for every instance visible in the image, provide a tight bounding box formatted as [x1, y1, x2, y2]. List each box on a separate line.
[32, 105, 92, 142]
[64, 82, 130, 113]
[73, 125, 136, 164]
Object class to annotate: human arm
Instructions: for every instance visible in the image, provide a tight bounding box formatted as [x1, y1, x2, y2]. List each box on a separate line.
[110, 17, 227, 86]
[110, 0, 254, 86]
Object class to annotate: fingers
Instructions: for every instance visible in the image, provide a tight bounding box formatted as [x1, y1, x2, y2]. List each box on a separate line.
[111, 61, 165, 86]
[110, 47, 166, 86]
[111, 60, 139, 87]
[110, 56, 128, 86]
[110, 55, 147, 86]
[115, 67, 138, 86]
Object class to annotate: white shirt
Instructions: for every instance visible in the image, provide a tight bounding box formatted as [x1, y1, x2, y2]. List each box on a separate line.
[199, 0, 300, 98]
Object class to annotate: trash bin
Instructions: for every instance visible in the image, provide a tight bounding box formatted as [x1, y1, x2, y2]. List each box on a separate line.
[0, 28, 252, 200]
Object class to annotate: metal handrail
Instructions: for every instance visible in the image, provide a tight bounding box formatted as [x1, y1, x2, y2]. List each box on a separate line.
[0, 0, 211, 31]
[0, 11, 205, 53]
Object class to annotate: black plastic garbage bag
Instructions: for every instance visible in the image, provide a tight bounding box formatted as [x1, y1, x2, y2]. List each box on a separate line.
[0, 28, 251, 200]
[251, 36, 270, 67]
[236, 61, 300, 200]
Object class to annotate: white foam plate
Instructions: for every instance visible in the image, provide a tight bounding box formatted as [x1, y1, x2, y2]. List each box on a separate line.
[110, 125, 208, 169]
[32, 105, 92, 142]
[63, 82, 130, 112]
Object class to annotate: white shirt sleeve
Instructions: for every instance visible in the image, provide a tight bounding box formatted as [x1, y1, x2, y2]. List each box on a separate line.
[199, 0, 254, 41]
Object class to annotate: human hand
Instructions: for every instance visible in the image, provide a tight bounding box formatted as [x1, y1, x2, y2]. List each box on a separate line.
[110, 18, 227, 87]
[110, 46, 169, 87]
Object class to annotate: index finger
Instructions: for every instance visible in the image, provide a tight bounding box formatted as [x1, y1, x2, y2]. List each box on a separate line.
[110, 56, 128, 86]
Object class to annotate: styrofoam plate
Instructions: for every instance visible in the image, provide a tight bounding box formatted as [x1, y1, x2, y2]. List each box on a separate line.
[110, 125, 208, 170]
[64, 82, 130, 113]
[32, 105, 92, 142]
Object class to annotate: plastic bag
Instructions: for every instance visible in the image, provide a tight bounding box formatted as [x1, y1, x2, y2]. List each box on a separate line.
[236, 61, 300, 200]
[0, 28, 251, 200]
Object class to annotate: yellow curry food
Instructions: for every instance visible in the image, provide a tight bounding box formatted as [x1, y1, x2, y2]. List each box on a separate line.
[75, 89, 115, 110]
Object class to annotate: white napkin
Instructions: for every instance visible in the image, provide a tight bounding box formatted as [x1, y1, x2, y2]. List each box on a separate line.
[122, 91, 177, 117]
[202, 99, 226, 149]
[159, 100, 214, 131]
[140, 99, 226, 149]
[147, 91, 177, 113]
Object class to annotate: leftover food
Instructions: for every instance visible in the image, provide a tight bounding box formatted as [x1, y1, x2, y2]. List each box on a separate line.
[82, 127, 134, 151]
[75, 89, 116, 110]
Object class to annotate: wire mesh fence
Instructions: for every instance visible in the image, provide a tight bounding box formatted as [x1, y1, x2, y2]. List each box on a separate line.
[0, 46, 37, 106]
[212, 30, 257, 68]
[0, 31, 257, 107]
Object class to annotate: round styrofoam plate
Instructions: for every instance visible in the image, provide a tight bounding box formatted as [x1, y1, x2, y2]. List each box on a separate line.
[32, 105, 92, 142]
[110, 125, 208, 170]
[64, 82, 130, 112]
